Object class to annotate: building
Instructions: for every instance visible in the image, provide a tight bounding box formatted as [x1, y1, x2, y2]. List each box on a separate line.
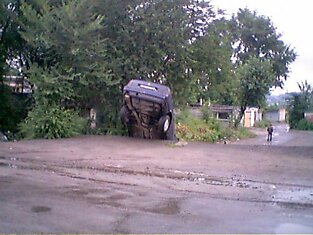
[210, 104, 240, 121]
[304, 112, 313, 123]
[3, 75, 32, 94]
[243, 107, 262, 127]
[264, 108, 286, 122]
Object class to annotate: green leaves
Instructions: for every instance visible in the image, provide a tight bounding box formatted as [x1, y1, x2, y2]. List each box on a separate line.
[230, 8, 297, 87]
[288, 80, 313, 129]
[2, 0, 298, 138]
[19, 102, 86, 139]
[237, 56, 275, 107]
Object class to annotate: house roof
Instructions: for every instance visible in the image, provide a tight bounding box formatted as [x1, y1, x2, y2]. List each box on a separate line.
[210, 104, 240, 113]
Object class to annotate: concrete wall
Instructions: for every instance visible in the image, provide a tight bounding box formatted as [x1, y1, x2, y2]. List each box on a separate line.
[265, 109, 286, 122]
[244, 107, 261, 127]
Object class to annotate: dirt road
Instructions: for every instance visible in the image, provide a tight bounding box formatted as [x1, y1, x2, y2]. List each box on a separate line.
[1, 124, 313, 233]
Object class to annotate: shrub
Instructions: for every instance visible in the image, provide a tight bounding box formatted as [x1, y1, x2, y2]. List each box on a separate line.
[254, 119, 271, 128]
[20, 102, 86, 139]
[176, 110, 221, 142]
[220, 126, 256, 141]
[296, 119, 313, 131]
[0, 85, 32, 136]
[176, 108, 255, 142]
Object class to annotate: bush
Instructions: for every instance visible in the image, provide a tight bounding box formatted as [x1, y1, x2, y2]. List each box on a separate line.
[254, 119, 271, 128]
[20, 102, 86, 139]
[220, 126, 256, 141]
[176, 109, 221, 142]
[0, 85, 32, 136]
[296, 119, 313, 131]
[176, 108, 256, 142]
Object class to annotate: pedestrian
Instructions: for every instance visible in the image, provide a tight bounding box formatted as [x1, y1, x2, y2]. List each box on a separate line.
[267, 123, 273, 142]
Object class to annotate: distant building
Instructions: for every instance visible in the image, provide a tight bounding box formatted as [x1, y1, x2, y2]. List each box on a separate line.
[264, 108, 286, 122]
[210, 104, 240, 121]
[304, 112, 313, 123]
[3, 75, 32, 94]
[188, 104, 263, 127]
[244, 107, 262, 127]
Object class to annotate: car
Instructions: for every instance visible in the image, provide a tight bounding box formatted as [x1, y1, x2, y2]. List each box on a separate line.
[120, 79, 176, 140]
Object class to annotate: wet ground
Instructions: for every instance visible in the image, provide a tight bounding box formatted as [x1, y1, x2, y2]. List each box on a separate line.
[0, 123, 313, 233]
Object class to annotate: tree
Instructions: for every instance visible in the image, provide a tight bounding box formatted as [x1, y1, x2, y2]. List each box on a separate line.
[230, 8, 296, 88]
[0, 0, 28, 134]
[190, 17, 236, 105]
[288, 80, 313, 129]
[92, 0, 218, 106]
[236, 56, 275, 122]
[19, 0, 119, 137]
[13, 1, 298, 138]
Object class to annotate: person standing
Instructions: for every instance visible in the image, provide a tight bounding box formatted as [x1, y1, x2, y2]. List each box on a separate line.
[267, 123, 274, 142]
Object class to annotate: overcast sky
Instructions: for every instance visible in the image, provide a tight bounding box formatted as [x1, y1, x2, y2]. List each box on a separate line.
[211, 0, 313, 95]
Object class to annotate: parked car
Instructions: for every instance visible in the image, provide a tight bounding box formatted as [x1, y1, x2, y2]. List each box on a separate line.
[120, 79, 175, 140]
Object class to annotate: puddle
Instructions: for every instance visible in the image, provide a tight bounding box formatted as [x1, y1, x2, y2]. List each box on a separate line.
[31, 206, 51, 213]
[0, 156, 22, 161]
[0, 162, 19, 169]
[0, 156, 24, 169]
[149, 199, 180, 215]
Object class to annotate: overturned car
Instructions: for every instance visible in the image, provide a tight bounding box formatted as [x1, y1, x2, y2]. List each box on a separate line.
[120, 79, 175, 140]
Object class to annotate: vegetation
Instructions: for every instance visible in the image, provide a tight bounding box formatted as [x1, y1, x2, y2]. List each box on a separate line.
[19, 102, 85, 139]
[296, 119, 313, 131]
[0, 1, 298, 140]
[288, 80, 313, 130]
[175, 109, 255, 143]
[254, 119, 271, 129]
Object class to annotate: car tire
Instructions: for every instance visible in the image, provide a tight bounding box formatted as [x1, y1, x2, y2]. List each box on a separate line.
[120, 105, 130, 125]
[158, 115, 171, 133]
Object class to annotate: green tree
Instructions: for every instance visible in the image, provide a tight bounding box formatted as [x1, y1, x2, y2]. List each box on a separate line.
[190, 17, 236, 105]
[230, 8, 296, 88]
[19, 0, 119, 137]
[288, 80, 313, 129]
[93, 0, 218, 106]
[0, 0, 28, 134]
[236, 56, 275, 121]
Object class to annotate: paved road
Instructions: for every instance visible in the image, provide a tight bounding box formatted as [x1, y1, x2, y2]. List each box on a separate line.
[0, 126, 313, 233]
[233, 123, 312, 146]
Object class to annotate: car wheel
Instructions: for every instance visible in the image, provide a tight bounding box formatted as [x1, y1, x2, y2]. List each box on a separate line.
[158, 115, 170, 133]
[120, 105, 130, 125]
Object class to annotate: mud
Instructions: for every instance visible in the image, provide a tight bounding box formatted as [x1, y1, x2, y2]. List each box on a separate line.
[1, 124, 313, 233]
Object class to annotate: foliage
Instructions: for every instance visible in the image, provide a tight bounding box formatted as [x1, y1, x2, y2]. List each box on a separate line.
[92, 0, 219, 107]
[201, 106, 213, 123]
[18, 0, 125, 135]
[20, 102, 86, 139]
[288, 80, 313, 129]
[296, 119, 313, 131]
[189, 18, 236, 105]
[0, 84, 32, 135]
[176, 121, 220, 142]
[1, 1, 298, 139]
[288, 94, 306, 129]
[220, 126, 256, 141]
[236, 56, 275, 121]
[175, 108, 255, 142]
[229, 8, 297, 88]
[176, 109, 221, 142]
[254, 119, 271, 128]
[1, 0, 23, 77]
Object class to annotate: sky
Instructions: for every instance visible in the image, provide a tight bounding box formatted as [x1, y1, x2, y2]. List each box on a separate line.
[211, 0, 313, 95]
